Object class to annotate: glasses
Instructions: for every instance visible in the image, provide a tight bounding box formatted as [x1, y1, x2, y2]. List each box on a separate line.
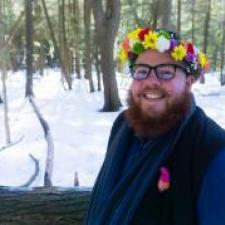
[131, 63, 188, 81]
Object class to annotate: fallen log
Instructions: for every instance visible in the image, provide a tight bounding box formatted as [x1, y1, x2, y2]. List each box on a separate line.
[0, 186, 91, 225]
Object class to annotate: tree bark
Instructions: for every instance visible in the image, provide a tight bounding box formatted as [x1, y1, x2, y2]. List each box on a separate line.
[93, 31, 102, 91]
[203, 0, 211, 54]
[0, 94, 3, 103]
[177, 0, 181, 34]
[25, 0, 34, 97]
[91, 0, 122, 111]
[0, 0, 11, 144]
[191, 0, 196, 43]
[221, 9, 225, 85]
[73, 0, 81, 79]
[41, 0, 72, 89]
[200, 0, 211, 84]
[84, 0, 95, 92]
[161, 0, 172, 30]
[0, 187, 90, 225]
[152, 0, 160, 29]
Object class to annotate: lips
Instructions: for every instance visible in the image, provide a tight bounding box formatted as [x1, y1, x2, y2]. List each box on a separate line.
[142, 91, 165, 100]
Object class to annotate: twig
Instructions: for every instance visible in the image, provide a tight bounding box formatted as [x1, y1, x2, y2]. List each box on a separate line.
[21, 154, 39, 187]
[0, 136, 24, 152]
[28, 97, 54, 187]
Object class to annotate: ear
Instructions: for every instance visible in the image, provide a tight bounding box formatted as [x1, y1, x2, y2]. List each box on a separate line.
[186, 75, 195, 92]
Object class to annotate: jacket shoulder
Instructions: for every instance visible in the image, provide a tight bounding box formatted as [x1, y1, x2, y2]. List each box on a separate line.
[107, 111, 127, 147]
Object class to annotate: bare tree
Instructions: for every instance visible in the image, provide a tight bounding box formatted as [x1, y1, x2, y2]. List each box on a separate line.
[220, 1, 225, 85]
[0, 94, 3, 103]
[152, 0, 160, 29]
[177, 0, 181, 34]
[25, 0, 34, 97]
[93, 30, 102, 91]
[203, 0, 212, 54]
[73, 0, 81, 79]
[29, 97, 54, 187]
[91, 0, 122, 111]
[41, 0, 73, 89]
[161, 0, 172, 30]
[200, 0, 212, 83]
[84, 0, 95, 92]
[0, 0, 11, 144]
[191, 0, 196, 43]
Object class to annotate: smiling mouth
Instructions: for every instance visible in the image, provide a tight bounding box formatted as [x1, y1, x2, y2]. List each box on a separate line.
[142, 92, 165, 100]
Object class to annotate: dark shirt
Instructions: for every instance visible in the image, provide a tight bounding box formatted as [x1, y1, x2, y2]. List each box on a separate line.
[120, 136, 225, 225]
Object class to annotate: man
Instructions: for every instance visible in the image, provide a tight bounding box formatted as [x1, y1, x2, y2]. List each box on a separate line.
[86, 27, 225, 225]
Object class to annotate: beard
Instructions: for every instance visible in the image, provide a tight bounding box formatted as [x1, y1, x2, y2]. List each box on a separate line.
[125, 88, 192, 138]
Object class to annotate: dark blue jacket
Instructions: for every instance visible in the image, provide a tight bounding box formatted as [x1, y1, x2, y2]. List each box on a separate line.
[86, 107, 225, 225]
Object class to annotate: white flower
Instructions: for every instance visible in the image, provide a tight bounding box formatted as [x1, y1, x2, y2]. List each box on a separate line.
[129, 39, 140, 49]
[194, 46, 199, 54]
[156, 36, 171, 52]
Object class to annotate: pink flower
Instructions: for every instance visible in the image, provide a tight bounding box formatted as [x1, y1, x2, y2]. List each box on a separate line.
[158, 166, 170, 192]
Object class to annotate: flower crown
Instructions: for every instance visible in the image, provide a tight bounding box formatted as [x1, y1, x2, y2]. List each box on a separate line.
[118, 27, 209, 78]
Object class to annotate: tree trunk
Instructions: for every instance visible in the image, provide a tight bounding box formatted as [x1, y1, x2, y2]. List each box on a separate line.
[0, 0, 11, 144]
[60, 0, 73, 87]
[177, 0, 181, 34]
[200, 0, 211, 84]
[0, 94, 3, 103]
[39, 40, 45, 76]
[152, 0, 160, 29]
[93, 31, 102, 91]
[41, 0, 72, 89]
[203, 0, 211, 54]
[0, 58, 11, 144]
[161, 0, 172, 30]
[221, 10, 225, 85]
[0, 187, 90, 225]
[191, 0, 196, 43]
[25, 0, 34, 97]
[91, 0, 122, 111]
[73, 0, 81, 79]
[84, 0, 95, 92]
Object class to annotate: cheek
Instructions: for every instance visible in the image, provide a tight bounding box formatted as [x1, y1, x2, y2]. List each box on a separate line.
[130, 81, 141, 95]
[166, 79, 189, 95]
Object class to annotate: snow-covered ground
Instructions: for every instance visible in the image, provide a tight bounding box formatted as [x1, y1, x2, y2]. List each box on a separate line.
[0, 70, 225, 187]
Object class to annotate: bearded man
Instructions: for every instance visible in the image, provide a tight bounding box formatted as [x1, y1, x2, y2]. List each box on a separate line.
[86, 28, 225, 225]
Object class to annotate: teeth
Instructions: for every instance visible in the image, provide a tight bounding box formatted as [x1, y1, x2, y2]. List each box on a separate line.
[144, 93, 163, 99]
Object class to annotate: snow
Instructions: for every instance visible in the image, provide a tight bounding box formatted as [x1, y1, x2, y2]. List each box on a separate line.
[0, 70, 225, 187]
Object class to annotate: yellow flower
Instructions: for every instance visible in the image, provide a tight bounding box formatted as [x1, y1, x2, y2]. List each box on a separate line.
[127, 28, 142, 40]
[143, 31, 158, 49]
[199, 52, 207, 68]
[119, 48, 128, 63]
[171, 45, 187, 61]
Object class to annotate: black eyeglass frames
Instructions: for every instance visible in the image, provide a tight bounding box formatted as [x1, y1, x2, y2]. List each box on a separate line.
[130, 63, 188, 81]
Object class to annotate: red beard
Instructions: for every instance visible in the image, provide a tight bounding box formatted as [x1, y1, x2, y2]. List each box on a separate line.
[125, 89, 192, 138]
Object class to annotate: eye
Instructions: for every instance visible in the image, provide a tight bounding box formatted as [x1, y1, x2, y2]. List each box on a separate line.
[133, 66, 149, 79]
[157, 65, 175, 79]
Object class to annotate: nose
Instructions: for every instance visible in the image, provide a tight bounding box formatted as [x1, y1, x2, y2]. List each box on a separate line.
[146, 68, 161, 85]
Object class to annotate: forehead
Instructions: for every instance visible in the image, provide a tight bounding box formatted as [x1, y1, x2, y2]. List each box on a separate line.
[135, 49, 179, 66]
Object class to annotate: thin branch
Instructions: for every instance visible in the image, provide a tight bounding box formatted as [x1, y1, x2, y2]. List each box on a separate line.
[0, 136, 24, 153]
[21, 154, 40, 187]
[5, 10, 25, 48]
[28, 97, 54, 187]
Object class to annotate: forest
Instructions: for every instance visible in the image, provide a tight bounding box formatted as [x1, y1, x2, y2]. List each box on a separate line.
[0, 0, 225, 224]
[1, 0, 225, 109]
[0, 0, 225, 184]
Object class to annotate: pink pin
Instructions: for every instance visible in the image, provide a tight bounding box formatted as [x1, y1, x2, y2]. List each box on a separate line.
[158, 166, 170, 192]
